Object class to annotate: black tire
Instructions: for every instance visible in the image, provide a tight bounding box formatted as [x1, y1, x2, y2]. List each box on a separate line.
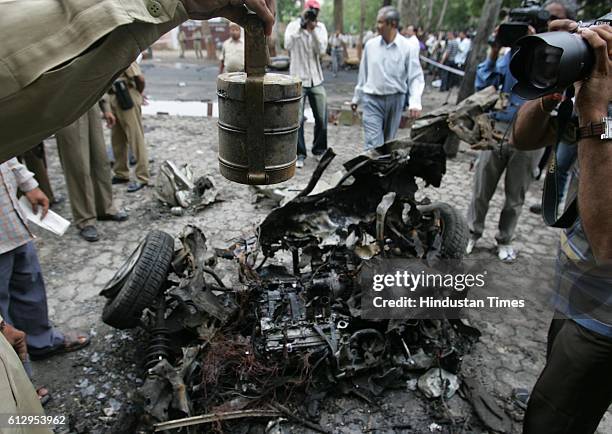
[102, 230, 174, 329]
[422, 202, 469, 260]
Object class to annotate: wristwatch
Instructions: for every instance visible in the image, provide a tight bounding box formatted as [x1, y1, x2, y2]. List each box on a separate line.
[577, 117, 612, 140]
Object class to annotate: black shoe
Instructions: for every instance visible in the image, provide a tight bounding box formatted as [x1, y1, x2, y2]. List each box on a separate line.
[50, 195, 65, 208]
[98, 210, 129, 222]
[529, 204, 542, 215]
[79, 226, 99, 242]
[111, 176, 129, 185]
[127, 182, 146, 193]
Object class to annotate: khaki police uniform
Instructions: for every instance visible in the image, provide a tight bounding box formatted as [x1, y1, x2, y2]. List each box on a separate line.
[0, 0, 188, 163]
[178, 29, 187, 58]
[194, 29, 203, 59]
[55, 105, 117, 229]
[109, 62, 149, 184]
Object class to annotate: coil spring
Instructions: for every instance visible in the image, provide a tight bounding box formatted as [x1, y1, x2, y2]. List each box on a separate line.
[145, 326, 172, 371]
[145, 298, 171, 371]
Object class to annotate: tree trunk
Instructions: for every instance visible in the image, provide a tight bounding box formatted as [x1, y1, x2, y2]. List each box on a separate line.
[457, 0, 503, 103]
[358, 0, 366, 59]
[399, 0, 420, 29]
[334, 0, 344, 33]
[445, 0, 502, 158]
[436, 0, 449, 30]
[425, 0, 435, 31]
[202, 20, 216, 60]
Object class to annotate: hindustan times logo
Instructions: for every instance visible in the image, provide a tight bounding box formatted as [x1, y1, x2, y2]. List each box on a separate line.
[372, 270, 487, 292]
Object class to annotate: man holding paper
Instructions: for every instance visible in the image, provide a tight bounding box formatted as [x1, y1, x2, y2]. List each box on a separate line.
[0, 159, 90, 359]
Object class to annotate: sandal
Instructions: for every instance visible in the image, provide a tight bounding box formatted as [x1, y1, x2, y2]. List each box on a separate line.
[29, 331, 91, 360]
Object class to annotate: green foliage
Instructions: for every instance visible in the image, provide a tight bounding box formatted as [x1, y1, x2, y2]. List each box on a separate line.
[277, 0, 611, 37]
[578, 1, 611, 19]
[277, 0, 301, 23]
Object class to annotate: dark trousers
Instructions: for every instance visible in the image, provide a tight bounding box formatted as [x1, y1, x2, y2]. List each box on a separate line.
[440, 61, 459, 91]
[18, 143, 55, 203]
[523, 316, 612, 434]
[297, 85, 328, 158]
[0, 243, 63, 351]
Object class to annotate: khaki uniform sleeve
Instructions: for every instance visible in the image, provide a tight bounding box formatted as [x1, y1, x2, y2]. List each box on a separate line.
[0, 0, 187, 163]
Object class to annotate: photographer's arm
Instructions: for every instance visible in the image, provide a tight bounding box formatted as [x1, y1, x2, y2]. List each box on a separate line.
[574, 25, 612, 262]
[512, 95, 561, 150]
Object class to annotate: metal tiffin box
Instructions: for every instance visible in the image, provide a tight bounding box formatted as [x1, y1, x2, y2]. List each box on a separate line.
[217, 16, 302, 185]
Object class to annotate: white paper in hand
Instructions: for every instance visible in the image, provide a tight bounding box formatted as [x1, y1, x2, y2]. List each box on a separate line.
[18, 196, 70, 236]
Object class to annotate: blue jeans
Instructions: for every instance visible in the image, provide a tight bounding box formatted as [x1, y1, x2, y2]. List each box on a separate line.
[297, 85, 328, 159]
[362, 93, 405, 151]
[0, 242, 63, 351]
[331, 47, 343, 75]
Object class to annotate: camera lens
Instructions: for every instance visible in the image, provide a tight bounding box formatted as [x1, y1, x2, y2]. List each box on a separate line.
[527, 42, 562, 89]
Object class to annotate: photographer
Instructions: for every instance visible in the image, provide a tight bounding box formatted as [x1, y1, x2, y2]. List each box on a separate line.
[512, 17, 612, 433]
[465, 1, 575, 262]
[284, 0, 328, 169]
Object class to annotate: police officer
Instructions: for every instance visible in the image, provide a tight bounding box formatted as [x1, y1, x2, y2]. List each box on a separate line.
[55, 104, 129, 242]
[108, 62, 150, 193]
[194, 27, 203, 59]
[178, 27, 187, 58]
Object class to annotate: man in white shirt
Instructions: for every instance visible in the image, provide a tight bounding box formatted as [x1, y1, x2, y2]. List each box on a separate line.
[454, 30, 471, 68]
[284, 0, 328, 168]
[219, 22, 244, 73]
[351, 6, 424, 152]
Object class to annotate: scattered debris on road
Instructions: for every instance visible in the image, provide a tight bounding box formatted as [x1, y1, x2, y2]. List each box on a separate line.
[98, 143, 520, 433]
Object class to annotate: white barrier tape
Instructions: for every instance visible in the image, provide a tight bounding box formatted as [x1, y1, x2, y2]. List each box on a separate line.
[419, 55, 465, 77]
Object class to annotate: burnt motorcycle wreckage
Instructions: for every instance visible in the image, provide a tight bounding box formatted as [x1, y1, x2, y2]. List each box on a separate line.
[100, 88, 510, 433]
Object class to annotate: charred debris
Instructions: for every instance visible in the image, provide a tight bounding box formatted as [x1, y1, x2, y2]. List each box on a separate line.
[100, 87, 512, 433]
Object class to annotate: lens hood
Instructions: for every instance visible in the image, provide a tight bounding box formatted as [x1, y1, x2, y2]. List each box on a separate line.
[510, 31, 594, 99]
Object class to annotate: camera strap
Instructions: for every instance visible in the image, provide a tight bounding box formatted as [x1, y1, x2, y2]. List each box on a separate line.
[541, 87, 578, 228]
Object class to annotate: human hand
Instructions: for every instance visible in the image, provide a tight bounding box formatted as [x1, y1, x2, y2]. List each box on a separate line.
[574, 25, 611, 124]
[25, 188, 49, 219]
[181, 0, 276, 36]
[540, 93, 564, 112]
[548, 20, 611, 123]
[1, 322, 28, 362]
[409, 108, 421, 119]
[103, 112, 116, 128]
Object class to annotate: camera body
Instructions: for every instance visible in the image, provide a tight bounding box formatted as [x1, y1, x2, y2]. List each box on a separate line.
[497, 0, 550, 47]
[300, 7, 319, 29]
[510, 12, 612, 99]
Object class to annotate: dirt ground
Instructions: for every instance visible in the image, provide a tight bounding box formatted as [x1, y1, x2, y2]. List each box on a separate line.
[26, 53, 611, 433]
